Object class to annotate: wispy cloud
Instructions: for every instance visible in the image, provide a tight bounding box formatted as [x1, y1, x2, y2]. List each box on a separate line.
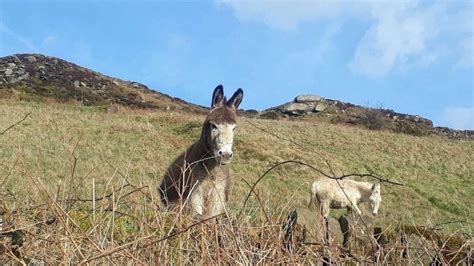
[0, 22, 37, 52]
[441, 107, 474, 130]
[216, 0, 350, 31]
[218, 0, 473, 76]
[41, 35, 57, 47]
[349, 1, 443, 76]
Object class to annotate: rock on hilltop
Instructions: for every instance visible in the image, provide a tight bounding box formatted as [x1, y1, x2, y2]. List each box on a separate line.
[0, 54, 207, 114]
[260, 94, 473, 140]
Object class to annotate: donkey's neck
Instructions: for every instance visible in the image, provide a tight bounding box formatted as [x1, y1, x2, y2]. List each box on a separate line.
[187, 139, 219, 171]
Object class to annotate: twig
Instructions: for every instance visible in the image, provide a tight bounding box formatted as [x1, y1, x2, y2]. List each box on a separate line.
[246, 119, 405, 186]
[65, 156, 77, 211]
[431, 220, 474, 229]
[1, 113, 31, 135]
[0, 159, 17, 187]
[68, 183, 141, 202]
[81, 214, 223, 263]
[242, 178, 270, 224]
[20, 165, 86, 260]
[246, 120, 308, 151]
[0, 217, 56, 236]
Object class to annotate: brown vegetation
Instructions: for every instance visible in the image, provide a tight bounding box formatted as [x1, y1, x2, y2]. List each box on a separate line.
[0, 100, 472, 264]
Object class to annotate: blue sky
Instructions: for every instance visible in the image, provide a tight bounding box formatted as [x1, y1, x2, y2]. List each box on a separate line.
[1, 0, 473, 129]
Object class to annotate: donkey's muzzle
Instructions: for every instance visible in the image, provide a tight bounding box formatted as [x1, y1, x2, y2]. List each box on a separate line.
[218, 150, 233, 164]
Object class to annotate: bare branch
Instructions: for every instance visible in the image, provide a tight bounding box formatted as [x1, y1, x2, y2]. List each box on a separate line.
[242, 178, 270, 224]
[246, 119, 405, 186]
[81, 214, 223, 263]
[1, 113, 31, 135]
[246, 120, 308, 151]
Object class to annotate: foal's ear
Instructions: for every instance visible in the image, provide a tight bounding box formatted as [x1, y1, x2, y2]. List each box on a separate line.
[211, 84, 225, 108]
[372, 184, 380, 191]
[226, 88, 244, 110]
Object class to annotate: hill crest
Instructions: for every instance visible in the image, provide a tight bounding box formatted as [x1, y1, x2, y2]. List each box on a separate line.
[260, 95, 473, 140]
[0, 53, 472, 140]
[0, 53, 207, 114]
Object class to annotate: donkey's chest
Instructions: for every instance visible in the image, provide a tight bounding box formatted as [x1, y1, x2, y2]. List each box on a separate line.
[197, 169, 228, 188]
[199, 176, 227, 193]
[194, 165, 228, 181]
[194, 167, 229, 197]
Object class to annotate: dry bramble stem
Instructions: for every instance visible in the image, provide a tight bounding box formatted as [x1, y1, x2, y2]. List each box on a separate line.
[80, 214, 223, 263]
[0, 112, 31, 135]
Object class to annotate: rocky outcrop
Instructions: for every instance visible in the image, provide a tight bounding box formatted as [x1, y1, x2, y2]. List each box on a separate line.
[0, 55, 30, 84]
[271, 94, 330, 116]
[432, 127, 474, 140]
[266, 94, 432, 126]
[261, 94, 472, 140]
[0, 53, 208, 114]
[295, 95, 322, 103]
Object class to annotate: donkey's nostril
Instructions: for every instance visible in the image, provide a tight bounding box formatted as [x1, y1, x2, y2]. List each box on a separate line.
[229, 153, 233, 158]
[218, 150, 223, 156]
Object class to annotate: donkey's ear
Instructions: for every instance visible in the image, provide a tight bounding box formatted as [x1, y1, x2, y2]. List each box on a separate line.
[226, 88, 244, 109]
[211, 84, 225, 108]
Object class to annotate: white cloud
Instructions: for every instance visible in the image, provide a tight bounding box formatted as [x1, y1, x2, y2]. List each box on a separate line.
[216, 0, 349, 31]
[218, 0, 473, 76]
[350, 1, 442, 76]
[441, 107, 474, 130]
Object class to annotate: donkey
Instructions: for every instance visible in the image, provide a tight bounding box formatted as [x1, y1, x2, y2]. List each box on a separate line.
[158, 85, 243, 218]
[308, 178, 382, 219]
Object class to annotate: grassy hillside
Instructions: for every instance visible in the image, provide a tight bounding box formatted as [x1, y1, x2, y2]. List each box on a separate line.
[0, 100, 472, 263]
[0, 54, 208, 114]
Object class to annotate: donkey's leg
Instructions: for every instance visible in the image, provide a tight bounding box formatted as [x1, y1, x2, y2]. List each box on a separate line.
[208, 191, 226, 218]
[207, 180, 227, 218]
[188, 185, 205, 217]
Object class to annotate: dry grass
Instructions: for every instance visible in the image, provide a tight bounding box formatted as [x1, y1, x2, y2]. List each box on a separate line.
[0, 100, 472, 264]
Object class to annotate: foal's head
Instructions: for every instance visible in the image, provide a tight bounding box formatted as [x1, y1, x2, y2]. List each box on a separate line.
[201, 85, 244, 165]
[368, 183, 382, 216]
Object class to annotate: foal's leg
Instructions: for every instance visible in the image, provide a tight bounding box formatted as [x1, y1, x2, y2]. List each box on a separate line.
[321, 203, 331, 243]
[352, 203, 362, 216]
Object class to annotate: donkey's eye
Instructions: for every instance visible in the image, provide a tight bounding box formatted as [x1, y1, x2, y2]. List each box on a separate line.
[210, 123, 218, 130]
